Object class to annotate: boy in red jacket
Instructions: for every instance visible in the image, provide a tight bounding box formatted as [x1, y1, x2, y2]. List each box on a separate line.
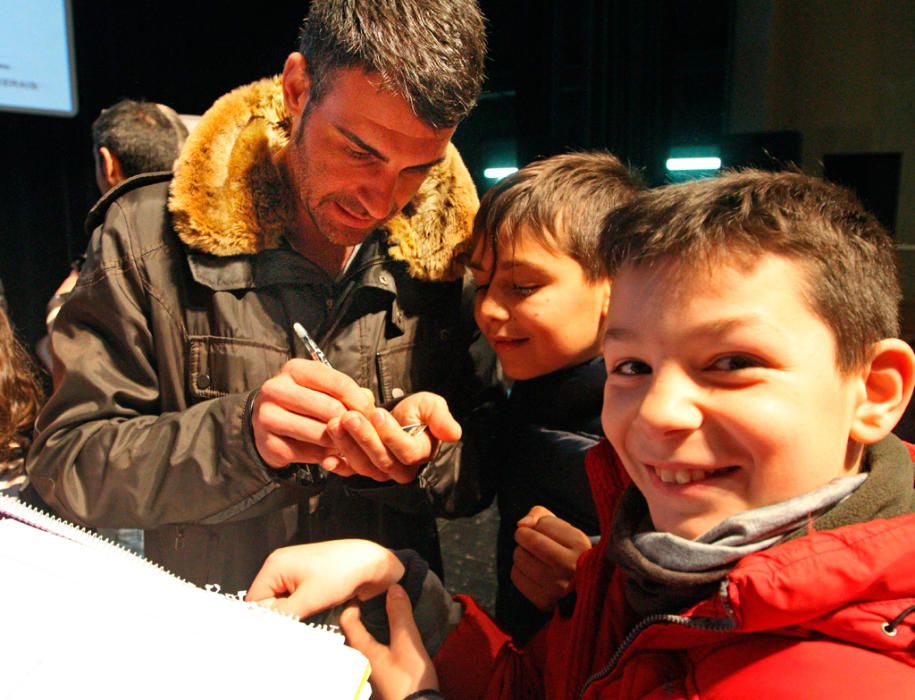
[248, 169, 915, 699]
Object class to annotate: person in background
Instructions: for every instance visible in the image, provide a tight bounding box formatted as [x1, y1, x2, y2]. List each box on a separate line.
[91, 99, 190, 196]
[247, 169, 915, 699]
[28, 0, 497, 595]
[0, 305, 44, 498]
[447, 152, 639, 643]
[40, 99, 190, 370]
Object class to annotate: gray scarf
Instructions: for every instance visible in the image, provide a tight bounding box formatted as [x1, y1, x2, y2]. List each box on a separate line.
[608, 435, 914, 619]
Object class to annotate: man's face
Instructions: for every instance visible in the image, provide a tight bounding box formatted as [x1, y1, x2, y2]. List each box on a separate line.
[470, 229, 610, 380]
[601, 254, 867, 539]
[283, 63, 455, 251]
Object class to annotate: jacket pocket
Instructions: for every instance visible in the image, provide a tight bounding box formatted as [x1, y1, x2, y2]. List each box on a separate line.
[374, 320, 454, 403]
[188, 336, 289, 400]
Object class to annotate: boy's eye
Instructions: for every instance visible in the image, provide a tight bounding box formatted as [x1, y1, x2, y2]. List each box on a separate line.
[708, 354, 762, 371]
[473, 283, 489, 295]
[612, 360, 651, 376]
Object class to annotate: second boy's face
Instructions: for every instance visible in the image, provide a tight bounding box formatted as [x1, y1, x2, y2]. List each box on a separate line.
[471, 231, 610, 380]
[601, 254, 866, 539]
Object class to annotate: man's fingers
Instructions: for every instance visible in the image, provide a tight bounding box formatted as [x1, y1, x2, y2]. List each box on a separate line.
[370, 409, 436, 471]
[325, 413, 399, 481]
[283, 360, 376, 414]
[392, 392, 462, 443]
[259, 371, 349, 425]
[256, 431, 329, 468]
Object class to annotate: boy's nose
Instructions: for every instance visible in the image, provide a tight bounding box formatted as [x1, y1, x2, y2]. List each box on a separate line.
[477, 289, 510, 323]
[634, 369, 703, 437]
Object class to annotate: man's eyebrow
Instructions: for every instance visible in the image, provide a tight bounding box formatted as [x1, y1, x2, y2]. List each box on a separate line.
[337, 126, 388, 162]
[336, 126, 446, 171]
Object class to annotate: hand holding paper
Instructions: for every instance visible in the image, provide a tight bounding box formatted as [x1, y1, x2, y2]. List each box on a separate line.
[245, 539, 406, 618]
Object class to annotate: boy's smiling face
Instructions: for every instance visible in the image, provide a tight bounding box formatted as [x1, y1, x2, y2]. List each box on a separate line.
[470, 229, 611, 380]
[601, 253, 868, 539]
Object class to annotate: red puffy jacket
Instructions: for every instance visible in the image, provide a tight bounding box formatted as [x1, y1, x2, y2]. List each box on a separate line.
[435, 439, 915, 699]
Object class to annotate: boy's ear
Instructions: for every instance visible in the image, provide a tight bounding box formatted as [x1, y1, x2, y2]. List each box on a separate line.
[599, 279, 612, 319]
[849, 338, 915, 444]
[281, 52, 311, 118]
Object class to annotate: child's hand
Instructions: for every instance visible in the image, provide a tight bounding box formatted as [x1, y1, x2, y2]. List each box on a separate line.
[512, 506, 593, 611]
[245, 540, 405, 618]
[341, 584, 439, 700]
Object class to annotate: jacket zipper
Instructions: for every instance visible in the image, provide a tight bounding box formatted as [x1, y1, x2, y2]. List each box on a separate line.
[318, 253, 388, 346]
[577, 610, 736, 698]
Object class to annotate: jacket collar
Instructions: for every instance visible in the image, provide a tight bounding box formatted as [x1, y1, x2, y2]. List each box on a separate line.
[186, 229, 399, 295]
[168, 76, 478, 282]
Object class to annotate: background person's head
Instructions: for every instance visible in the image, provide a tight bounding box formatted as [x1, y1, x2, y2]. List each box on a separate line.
[598, 170, 915, 539]
[469, 151, 640, 380]
[91, 99, 189, 194]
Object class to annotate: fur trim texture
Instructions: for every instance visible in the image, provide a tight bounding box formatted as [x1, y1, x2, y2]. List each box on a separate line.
[169, 77, 478, 281]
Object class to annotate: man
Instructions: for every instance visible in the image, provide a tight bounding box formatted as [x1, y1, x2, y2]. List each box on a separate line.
[27, 0, 494, 594]
[41, 99, 190, 360]
[92, 99, 190, 195]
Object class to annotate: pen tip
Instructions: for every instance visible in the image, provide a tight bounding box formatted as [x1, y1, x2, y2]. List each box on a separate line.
[292, 322, 306, 336]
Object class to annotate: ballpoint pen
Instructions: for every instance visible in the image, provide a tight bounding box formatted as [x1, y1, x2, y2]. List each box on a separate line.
[292, 322, 428, 436]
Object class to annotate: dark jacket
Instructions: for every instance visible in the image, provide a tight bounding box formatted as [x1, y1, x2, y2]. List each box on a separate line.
[435, 437, 915, 699]
[27, 77, 498, 593]
[492, 358, 604, 643]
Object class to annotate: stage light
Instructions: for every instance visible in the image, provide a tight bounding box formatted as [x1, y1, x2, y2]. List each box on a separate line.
[484, 167, 518, 180]
[665, 157, 722, 171]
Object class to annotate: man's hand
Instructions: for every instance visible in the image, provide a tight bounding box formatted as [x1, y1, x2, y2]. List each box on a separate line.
[245, 540, 405, 619]
[251, 359, 376, 468]
[322, 391, 462, 483]
[511, 506, 593, 611]
[340, 584, 438, 700]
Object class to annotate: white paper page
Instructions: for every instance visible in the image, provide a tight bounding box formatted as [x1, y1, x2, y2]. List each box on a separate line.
[0, 509, 371, 700]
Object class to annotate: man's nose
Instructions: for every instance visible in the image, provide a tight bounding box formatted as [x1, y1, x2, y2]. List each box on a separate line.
[357, 170, 407, 221]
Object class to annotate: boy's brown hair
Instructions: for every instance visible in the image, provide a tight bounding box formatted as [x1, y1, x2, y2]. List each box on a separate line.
[600, 169, 901, 372]
[472, 151, 640, 281]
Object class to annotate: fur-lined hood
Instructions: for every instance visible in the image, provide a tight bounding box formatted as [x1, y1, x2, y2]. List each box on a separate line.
[169, 76, 478, 281]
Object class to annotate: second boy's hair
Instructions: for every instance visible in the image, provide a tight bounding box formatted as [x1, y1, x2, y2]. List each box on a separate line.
[298, 0, 486, 128]
[473, 151, 640, 281]
[600, 169, 901, 372]
[92, 99, 188, 178]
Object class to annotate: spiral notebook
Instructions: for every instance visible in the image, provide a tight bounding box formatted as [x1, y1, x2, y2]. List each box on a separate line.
[0, 495, 371, 700]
